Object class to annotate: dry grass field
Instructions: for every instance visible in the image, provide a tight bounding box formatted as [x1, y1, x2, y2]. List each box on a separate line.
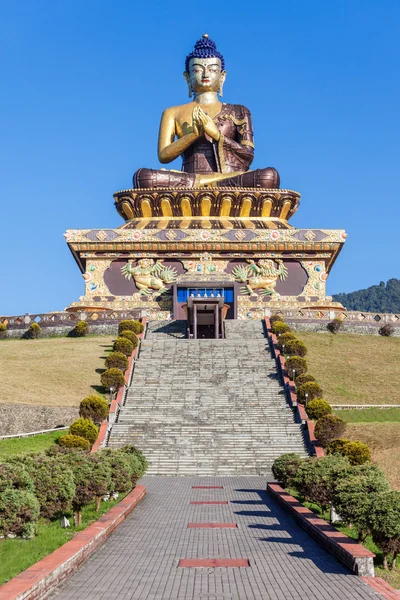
[296, 332, 400, 405]
[0, 336, 114, 407]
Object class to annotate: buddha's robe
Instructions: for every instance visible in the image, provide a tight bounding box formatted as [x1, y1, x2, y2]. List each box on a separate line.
[133, 104, 279, 189]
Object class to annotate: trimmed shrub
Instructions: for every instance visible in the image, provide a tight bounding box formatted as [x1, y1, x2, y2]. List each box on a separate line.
[0, 463, 34, 493]
[327, 318, 343, 334]
[119, 330, 139, 348]
[306, 399, 332, 420]
[295, 373, 316, 387]
[61, 452, 95, 525]
[58, 434, 91, 451]
[272, 453, 303, 487]
[333, 464, 389, 542]
[69, 418, 98, 445]
[79, 395, 109, 424]
[113, 337, 134, 357]
[72, 320, 89, 337]
[101, 368, 125, 391]
[0, 489, 40, 538]
[118, 320, 144, 335]
[26, 322, 41, 339]
[277, 332, 297, 350]
[0, 323, 7, 339]
[120, 444, 149, 480]
[88, 455, 112, 511]
[271, 321, 292, 335]
[370, 491, 400, 570]
[327, 439, 371, 465]
[30, 457, 76, 520]
[286, 356, 307, 380]
[379, 323, 394, 337]
[284, 339, 307, 358]
[105, 351, 129, 372]
[269, 314, 284, 325]
[100, 450, 133, 494]
[297, 381, 323, 404]
[314, 415, 346, 447]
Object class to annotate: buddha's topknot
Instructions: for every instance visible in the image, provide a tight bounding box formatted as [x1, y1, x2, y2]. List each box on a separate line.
[185, 34, 225, 72]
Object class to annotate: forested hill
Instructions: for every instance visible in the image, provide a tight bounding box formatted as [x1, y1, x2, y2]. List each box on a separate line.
[333, 278, 400, 313]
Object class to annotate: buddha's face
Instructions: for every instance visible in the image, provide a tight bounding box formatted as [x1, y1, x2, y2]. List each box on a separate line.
[184, 57, 226, 94]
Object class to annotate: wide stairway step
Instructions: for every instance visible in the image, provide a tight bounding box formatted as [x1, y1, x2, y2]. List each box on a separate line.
[108, 319, 309, 474]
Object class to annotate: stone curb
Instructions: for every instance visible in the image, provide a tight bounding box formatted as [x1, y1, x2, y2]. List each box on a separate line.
[267, 483, 375, 576]
[0, 485, 146, 600]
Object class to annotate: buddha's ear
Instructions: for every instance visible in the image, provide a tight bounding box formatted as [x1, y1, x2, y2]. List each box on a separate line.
[183, 71, 193, 98]
[219, 70, 227, 98]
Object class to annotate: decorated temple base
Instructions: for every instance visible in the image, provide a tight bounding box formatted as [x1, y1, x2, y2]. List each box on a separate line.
[65, 188, 346, 328]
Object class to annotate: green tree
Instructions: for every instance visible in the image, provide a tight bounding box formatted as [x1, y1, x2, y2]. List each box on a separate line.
[61, 452, 95, 525]
[89, 455, 112, 511]
[314, 415, 346, 447]
[30, 457, 76, 520]
[370, 491, 400, 570]
[272, 453, 303, 487]
[0, 489, 40, 538]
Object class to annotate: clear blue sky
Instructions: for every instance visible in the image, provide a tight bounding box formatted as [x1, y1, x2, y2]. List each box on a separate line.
[1, 0, 399, 315]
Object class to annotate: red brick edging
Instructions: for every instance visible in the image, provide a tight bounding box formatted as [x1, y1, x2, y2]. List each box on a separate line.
[0, 485, 146, 600]
[267, 482, 375, 576]
[264, 317, 325, 457]
[362, 577, 400, 600]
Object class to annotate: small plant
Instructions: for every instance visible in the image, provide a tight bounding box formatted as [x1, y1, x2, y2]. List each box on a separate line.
[0, 489, 40, 538]
[26, 322, 41, 339]
[101, 367, 125, 391]
[119, 330, 139, 348]
[118, 319, 144, 335]
[295, 373, 316, 387]
[327, 318, 343, 334]
[306, 399, 332, 420]
[58, 434, 91, 451]
[379, 323, 394, 337]
[69, 418, 98, 445]
[314, 414, 346, 447]
[326, 438, 348, 456]
[105, 351, 129, 372]
[284, 339, 307, 358]
[271, 321, 292, 335]
[277, 332, 297, 349]
[72, 320, 89, 337]
[327, 439, 371, 465]
[0, 323, 7, 339]
[269, 314, 284, 325]
[296, 381, 323, 404]
[113, 337, 134, 357]
[272, 453, 303, 487]
[79, 395, 109, 424]
[285, 356, 308, 379]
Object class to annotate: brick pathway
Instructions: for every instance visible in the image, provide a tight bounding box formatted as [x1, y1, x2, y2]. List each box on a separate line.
[51, 477, 384, 600]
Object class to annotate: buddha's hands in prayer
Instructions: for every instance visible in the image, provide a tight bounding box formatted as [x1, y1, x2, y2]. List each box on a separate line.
[196, 107, 220, 141]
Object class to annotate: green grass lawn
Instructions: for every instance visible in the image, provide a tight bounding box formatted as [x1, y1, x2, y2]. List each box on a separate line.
[0, 431, 64, 459]
[335, 407, 400, 423]
[0, 493, 127, 585]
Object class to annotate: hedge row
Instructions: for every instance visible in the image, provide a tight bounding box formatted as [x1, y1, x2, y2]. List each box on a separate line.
[269, 314, 373, 461]
[0, 445, 148, 537]
[272, 453, 400, 570]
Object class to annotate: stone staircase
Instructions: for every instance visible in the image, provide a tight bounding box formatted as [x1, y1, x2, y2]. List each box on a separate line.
[108, 319, 309, 475]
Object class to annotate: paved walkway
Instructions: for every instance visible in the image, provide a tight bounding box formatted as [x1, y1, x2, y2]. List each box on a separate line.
[51, 477, 383, 600]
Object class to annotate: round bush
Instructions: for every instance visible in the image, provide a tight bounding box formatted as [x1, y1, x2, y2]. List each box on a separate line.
[26, 322, 41, 339]
[0, 489, 40, 538]
[327, 439, 371, 465]
[326, 438, 348, 456]
[113, 337, 134, 357]
[58, 434, 91, 451]
[119, 330, 139, 347]
[314, 415, 346, 447]
[295, 373, 316, 386]
[120, 444, 149, 479]
[118, 320, 144, 335]
[79, 395, 109, 423]
[69, 418, 98, 445]
[30, 457, 76, 520]
[271, 321, 292, 335]
[379, 324, 394, 337]
[272, 453, 303, 487]
[306, 399, 332, 420]
[286, 356, 307, 379]
[285, 339, 307, 358]
[105, 351, 129, 372]
[73, 320, 89, 337]
[101, 367, 125, 391]
[100, 450, 134, 494]
[0, 463, 34, 493]
[0, 323, 7, 339]
[327, 318, 343, 334]
[297, 381, 323, 404]
[277, 332, 297, 349]
[270, 314, 284, 325]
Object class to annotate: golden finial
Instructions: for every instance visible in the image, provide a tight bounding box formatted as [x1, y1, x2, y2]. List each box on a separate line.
[202, 33, 209, 38]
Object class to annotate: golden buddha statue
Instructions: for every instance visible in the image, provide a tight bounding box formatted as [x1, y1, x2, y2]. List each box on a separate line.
[133, 35, 280, 190]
